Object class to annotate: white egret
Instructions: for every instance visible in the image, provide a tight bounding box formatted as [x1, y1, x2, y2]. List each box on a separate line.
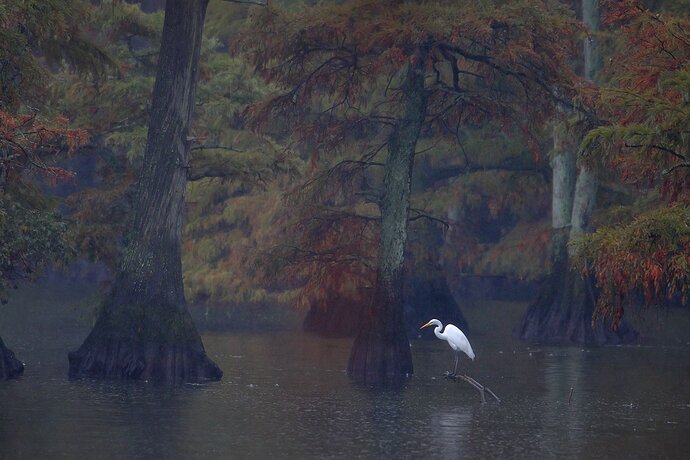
[420, 319, 474, 376]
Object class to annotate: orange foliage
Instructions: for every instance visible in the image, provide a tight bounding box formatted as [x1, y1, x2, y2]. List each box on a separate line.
[574, 206, 690, 329]
[239, 0, 582, 313]
[583, 1, 690, 197]
[242, 0, 581, 161]
[258, 202, 378, 312]
[0, 111, 88, 185]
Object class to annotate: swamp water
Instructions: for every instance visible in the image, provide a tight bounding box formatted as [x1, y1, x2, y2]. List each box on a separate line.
[1, 281, 689, 459]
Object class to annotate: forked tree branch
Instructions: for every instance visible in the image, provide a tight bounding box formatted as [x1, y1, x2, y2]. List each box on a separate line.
[408, 209, 449, 229]
[445, 372, 501, 404]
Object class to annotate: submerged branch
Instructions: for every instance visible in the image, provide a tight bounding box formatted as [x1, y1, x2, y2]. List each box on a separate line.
[444, 372, 501, 404]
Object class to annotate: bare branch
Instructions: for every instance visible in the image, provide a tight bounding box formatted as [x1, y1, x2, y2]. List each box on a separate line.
[624, 142, 687, 161]
[426, 163, 549, 184]
[187, 170, 239, 181]
[408, 209, 449, 229]
[223, 0, 267, 5]
[191, 144, 245, 153]
[662, 161, 690, 176]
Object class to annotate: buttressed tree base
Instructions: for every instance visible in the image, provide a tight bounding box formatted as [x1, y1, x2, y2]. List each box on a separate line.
[68, 0, 221, 382]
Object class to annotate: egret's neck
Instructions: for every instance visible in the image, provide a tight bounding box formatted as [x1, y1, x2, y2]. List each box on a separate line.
[434, 324, 444, 340]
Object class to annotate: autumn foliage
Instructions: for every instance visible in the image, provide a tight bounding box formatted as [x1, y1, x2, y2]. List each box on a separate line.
[0, 110, 88, 303]
[572, 206, 689, 328]
[574, 0, 690, 326]
[582, 0, 690, 193]
[240, 0, 582, 320]
[261, 203, 379, 312]
[0, 0, 91, 300]
[0, 112, 87, 185]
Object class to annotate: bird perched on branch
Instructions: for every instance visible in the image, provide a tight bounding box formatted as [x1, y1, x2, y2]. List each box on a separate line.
[420, 319, 474, 376]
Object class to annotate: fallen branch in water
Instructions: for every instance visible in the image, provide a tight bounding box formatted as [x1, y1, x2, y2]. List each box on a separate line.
[444, 372, 501, 404]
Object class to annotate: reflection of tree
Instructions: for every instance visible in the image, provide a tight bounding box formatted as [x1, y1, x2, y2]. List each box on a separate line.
[540, 351, 586, 455]
[429, 406, 474, 457]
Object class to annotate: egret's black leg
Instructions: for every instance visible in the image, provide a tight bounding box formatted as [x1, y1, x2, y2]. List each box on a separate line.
[453, 355, 458, 376]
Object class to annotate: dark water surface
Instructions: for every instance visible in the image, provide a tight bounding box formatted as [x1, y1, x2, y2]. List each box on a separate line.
[1, 282, 689, 459]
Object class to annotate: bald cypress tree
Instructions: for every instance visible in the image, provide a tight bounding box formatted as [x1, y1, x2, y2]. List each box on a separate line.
[69, 0, 222, 382]
[516, 0, 638, 345]
[246, 0, 579, 382]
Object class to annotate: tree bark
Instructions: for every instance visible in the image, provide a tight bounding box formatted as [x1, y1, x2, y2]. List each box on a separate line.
[0, 335, 23, 380]
[347, 53, 427, 383]
[582, 0, 600, 83]
[550, 130, 577, 265]
[69, 0, 222, 382]
[569, 166, 597, 243]
[516, 0, 637, 345]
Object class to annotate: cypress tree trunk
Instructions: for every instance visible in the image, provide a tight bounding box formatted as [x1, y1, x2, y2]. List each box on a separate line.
[516, 128, 575, 342]
[0, 335, 23, 380]
[551, 131, 577, 265]
[69, 0, 222, 382]
[516, 0, 637, 345]
[516, 153, 636, 343]
[347, 53, 427, 382]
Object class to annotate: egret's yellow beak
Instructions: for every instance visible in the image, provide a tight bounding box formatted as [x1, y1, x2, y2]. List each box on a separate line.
[419, 321, 433, 330]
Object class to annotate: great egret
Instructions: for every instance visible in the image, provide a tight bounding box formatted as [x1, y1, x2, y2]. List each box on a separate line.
[420, 319, 475, 376]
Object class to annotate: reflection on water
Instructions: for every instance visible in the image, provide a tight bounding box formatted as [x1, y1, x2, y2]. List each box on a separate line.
[0, 283, 689, 458]
[540, 351, 587, 457]
[429, 406, 473, 456]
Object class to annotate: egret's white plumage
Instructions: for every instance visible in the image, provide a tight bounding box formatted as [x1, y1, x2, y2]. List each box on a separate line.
[420, 319, 474, 375]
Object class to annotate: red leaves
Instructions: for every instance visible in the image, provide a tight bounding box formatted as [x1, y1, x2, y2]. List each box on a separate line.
[585, 3, 690, 200]
[241, 0, 580, 146]
[578, 206, 690, 329]
[385, 47, 406, 64]
[602, 0, 643, 27]
[278, 212, 378, 312]
[0, 111, 88, 185]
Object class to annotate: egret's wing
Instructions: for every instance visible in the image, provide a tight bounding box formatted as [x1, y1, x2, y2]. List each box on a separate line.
[443, 324, 475, 360]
